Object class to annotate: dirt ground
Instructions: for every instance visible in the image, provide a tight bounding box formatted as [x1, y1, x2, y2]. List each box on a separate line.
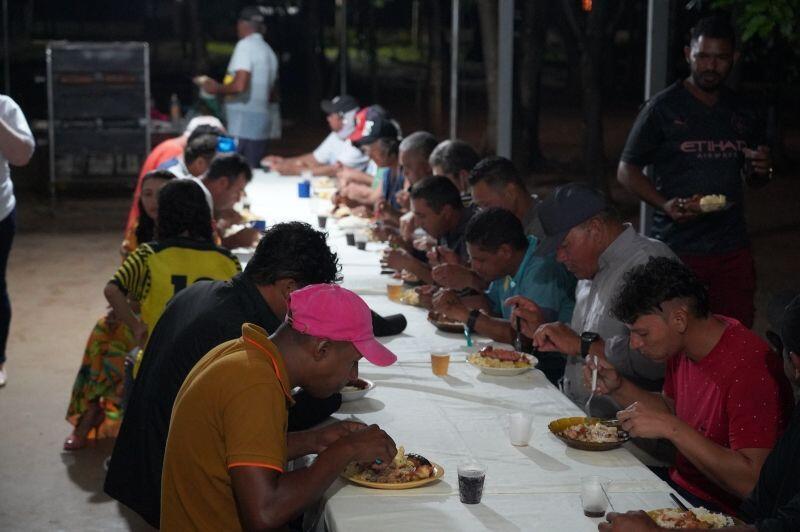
[0, 104, 797, 530]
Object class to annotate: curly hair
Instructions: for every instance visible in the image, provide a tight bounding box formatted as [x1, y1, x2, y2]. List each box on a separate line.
[154, 179, 213, 242]
[245, 222, 341, 286]
[465, 207, 528, 252]
[135, 169, 176, 245]
[611, 257, 710, 324]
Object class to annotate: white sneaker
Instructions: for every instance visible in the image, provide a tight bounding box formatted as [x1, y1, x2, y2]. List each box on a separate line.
[0, 368, 6, 387]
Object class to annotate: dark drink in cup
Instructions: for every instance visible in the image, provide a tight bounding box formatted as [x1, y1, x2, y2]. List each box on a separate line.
[317, 215, 328, 228]
[356, 241, 367, 250]
[457, 464, 485, 504]
[345, 233, 356, 246]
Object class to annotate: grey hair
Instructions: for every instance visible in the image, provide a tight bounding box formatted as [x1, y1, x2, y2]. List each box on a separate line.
[429, 139, 480, 176]
[399, 131, 438, 158]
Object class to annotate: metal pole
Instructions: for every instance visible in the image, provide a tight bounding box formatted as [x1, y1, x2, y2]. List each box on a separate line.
[449, 0, 460, 139]
[338, 0, 347, 95]
[496, 0, 514, 158]
[640, 0, 670, 235]
[2, 0, 9, 94]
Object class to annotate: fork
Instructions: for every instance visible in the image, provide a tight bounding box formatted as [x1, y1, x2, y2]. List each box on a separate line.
[514, 315, 524, 353]
[585, 355, 598, 415]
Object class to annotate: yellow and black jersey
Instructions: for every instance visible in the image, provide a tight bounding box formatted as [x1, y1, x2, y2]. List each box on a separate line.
[110, 237, 241, 331]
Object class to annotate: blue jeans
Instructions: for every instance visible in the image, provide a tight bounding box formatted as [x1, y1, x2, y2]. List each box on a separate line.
[0, 208, 15, 365]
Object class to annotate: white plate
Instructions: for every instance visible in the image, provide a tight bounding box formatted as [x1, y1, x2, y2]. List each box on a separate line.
[340, 378, 375, 402]
[467, 353, 538, 376]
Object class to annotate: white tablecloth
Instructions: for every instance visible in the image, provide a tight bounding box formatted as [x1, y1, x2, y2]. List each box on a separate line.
[246, 172, 683, 531]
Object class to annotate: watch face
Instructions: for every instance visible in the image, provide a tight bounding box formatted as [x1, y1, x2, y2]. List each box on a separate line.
[581, 332, 599, 342]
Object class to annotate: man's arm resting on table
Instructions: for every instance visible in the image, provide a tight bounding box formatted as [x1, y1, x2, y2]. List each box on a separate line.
[667, 421, 771, 499]
[472, 313, 517, 345]
[617, 162, 668, 210]
[0, 116, 35, 166]
[402, 257, 433, 285]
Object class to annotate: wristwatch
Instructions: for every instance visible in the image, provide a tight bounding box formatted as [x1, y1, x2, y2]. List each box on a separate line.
[467, 309, 481, 334]
[580, 332, 600, 358]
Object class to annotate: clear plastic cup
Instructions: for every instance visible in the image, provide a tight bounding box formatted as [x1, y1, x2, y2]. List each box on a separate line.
[457, 461, 486, 504]
[580, 476, 609, 517]
[507, 411, 534, 446]
[430, 353, 450, 376]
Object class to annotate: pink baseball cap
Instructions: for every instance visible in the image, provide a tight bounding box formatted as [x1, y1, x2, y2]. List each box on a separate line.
[288, 284, 397, 367]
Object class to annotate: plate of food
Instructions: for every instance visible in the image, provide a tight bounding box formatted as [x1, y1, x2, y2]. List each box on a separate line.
[548, 416, 630, 451]
[467, 345, 537, 376]
[427, 311, 464, 333]
[647, 507, 740, 529]
[341, 446, 444, 490]
[340, 378, 374, 402]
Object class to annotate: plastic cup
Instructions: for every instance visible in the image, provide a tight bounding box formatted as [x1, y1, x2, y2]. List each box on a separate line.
[430, 353, 450, 376]
[345, 233, 356, 246]
[250, 220, 267, 231]
[507, 411, 534, 446]
[580, 476, 609, 517]
[386, 283, 403, 301]
[458, 461, 486, 504]
[298, 180, 311, 198]
[317, 215, 328, 228]
[355, 231, 368, 250]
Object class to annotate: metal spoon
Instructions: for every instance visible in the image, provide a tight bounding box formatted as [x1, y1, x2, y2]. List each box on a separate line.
[514, 314, 523, 353]
[585, 355, 598, 415]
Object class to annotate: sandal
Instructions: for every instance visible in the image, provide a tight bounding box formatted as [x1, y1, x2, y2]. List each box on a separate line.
[63, 406, 105, 451]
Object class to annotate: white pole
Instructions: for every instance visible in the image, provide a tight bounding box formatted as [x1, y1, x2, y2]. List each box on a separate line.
[496, 0, 514, 158]
[640, 0, 670, 235]
[449, 0, 460, 139]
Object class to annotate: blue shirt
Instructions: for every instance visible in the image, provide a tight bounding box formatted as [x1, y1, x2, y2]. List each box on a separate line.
[485, 236, 576, 323]
[380, 167, 405, 211]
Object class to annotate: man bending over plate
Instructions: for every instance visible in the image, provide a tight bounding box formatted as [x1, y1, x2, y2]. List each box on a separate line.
[160, 284, 398, 531]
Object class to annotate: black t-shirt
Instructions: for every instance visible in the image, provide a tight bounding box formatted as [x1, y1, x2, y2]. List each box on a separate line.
[740, 403, 800, 531]
[439, 205, 477, 264]
[104, 273, 341, 528]
[621, 81, 765, 255]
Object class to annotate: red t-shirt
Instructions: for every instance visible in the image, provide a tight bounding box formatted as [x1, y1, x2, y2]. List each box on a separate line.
[663, 316, 794, 514]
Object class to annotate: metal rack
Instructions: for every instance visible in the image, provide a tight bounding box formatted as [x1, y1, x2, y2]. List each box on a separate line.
[46, 41, 150, 200]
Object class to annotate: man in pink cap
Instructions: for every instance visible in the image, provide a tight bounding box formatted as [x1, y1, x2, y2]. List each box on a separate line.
[161, 284, 398, 531]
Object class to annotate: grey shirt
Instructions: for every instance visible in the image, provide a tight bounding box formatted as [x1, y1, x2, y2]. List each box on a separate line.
[562, 224, 677, 417]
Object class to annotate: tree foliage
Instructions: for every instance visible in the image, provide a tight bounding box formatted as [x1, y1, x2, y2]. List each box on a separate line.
[711, 0, 799, 45]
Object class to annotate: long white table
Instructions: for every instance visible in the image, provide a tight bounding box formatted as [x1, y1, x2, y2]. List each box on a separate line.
[246, 172, 683, 531]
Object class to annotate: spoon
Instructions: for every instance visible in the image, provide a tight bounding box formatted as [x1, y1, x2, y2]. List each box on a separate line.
[514, 314, 523, 353]
[585, 354, 598, 415]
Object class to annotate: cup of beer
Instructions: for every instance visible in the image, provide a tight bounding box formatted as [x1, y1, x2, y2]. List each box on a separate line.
[430, 352, 450, 376]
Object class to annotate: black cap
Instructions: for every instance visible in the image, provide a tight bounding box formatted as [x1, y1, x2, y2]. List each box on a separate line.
[534, 183, 607, 256]
[767, 291, 800, 355]
[321, 95, 359, 115]
[351, 106, 400, 147]
[239, 6, 268, 24]
[370, 311, 407, 337]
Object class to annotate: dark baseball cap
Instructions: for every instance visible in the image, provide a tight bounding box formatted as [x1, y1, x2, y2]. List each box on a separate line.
[240, 6, 268, 24]
[321, 95, 359, 115]
[534, 183, 608, 256]
[350, 105, 399, 147]
[767, 291, 800, 355]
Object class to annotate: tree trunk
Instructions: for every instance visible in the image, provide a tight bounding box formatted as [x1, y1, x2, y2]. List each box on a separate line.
[186, 0, 207, 72]
[303, 0, 323, 119]
[366, 1, 379, 102]
[518, 0, 549, 169]
[477, 0, 498, 153]
[581, 2, 607, 186]
[427, 0, 445, 136]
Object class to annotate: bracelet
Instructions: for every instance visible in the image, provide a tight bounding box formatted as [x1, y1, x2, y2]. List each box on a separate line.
[466, 309, 481, 334]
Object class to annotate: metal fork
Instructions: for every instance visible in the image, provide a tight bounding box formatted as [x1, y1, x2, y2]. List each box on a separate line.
[584, 355, 598, 415]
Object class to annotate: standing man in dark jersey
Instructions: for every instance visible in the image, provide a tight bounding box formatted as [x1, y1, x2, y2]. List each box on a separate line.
[617, 16, 773, 328]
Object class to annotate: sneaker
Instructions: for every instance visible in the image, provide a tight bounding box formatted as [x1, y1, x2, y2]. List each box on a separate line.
[0, 367, 6, 387]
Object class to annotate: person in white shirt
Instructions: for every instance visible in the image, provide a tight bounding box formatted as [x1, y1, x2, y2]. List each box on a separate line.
[199, 6, 279, 167]
[0, 95, 34, 387]
[262, 95, 368, 175]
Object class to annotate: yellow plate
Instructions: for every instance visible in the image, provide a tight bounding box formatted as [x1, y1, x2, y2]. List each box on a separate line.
[646, 508, 742, 528]
[341, 463, 445, 490]
[548, 416, 630, 451]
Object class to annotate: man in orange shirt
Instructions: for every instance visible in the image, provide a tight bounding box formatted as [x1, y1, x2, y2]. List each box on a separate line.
[125, 116, 224, 237]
